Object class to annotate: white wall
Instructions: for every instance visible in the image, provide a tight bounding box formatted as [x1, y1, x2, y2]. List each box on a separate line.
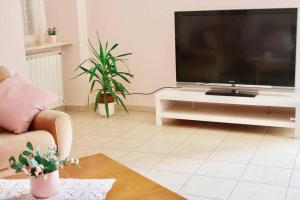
[45, 0, 90, 106]
[0, 0, 26, 76]
[86, 0, 300, 107]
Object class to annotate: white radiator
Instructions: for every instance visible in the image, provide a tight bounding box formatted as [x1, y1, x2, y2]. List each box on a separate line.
[26, 51, 64, 108]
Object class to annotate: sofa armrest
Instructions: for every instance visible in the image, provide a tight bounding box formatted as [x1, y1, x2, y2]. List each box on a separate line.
[31, 110, 73, 159]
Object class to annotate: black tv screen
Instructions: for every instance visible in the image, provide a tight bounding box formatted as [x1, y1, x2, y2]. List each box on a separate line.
[175, 8, 297, 87]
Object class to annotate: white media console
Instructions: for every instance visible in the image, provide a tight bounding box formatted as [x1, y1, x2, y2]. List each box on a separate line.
[155, 88, 300, 138]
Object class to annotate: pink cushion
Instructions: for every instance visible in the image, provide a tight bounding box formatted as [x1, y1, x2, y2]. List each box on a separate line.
[0, 74, 58, 134]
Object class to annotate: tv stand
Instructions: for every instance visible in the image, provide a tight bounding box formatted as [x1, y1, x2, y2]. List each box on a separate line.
[155, 88, 300, 138]
[206, 88, 258, 97]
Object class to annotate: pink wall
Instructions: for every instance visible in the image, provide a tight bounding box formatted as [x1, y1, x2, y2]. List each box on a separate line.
[86, 0, 300, 107]
[45, 0, 90, 106]
[0, 0, 26, 76]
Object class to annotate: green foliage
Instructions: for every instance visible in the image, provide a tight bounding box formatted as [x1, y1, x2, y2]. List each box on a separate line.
[75, 33, 133, 117]
[9, 142, 79, 177]
[47, 27, 56, 35]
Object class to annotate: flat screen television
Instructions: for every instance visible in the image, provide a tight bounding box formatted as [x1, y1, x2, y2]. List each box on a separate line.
[175, 8, 297, 89]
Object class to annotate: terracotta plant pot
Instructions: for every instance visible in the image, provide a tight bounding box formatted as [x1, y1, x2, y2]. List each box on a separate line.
[30, 170, 60, 198]
[98, 95, 115, 117]
[48, 35, 57, 43]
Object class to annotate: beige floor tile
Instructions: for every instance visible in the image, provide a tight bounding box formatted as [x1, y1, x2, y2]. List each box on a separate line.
[89, 148, 129, 161]
[136, 140, 178, 155]
[74, 135, 116, 148]
[294, 156, 300, 170]
[134, 120, 165, 131]
[250, 151, 296, 169]
[119, 128, 159, 140]
[290, 170, 300, 188]
[209, 146, 255, 163]
[229, 181, 286, 200]
[263, 135, 300, 144]
[119, 152, 164, 168]
[67, 109, 300, 199]
[170, 143, 216, 159]
[127, 166, 150, 175]
[180, 194, 215, 200]
[241, 165, 292, 186]
[146, 169, 191, 192]
[179, 175, 236, 200]
[69, 145, 96, 158]
[154, 156, 203, 174]
[103, 119, 141, 129]
[196, 160, 246, 180]
[88, 126, 130, 138]
[103, 138, 145, 151]
[285, 188, 300, 200]
[257, 141, 299, 155]
[194, 128, 231, 137]
[112, 111, 153, 121]
[220, 133, 262, 148]
[183, 133, 226, 146]
[150, 131, 191, 143]
[72, 124, 99, 135]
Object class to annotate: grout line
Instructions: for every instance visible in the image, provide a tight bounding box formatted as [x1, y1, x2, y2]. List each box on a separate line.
[180, 193, 223, 200]
[283, 137, 300, 200]
[226, 126, 269, 200]
[176, 124, 238, 194]
[109, 116, 170, 170]
[71, 111, 300, 199]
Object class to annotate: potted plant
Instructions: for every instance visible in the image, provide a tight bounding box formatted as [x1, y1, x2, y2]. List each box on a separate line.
[75, 34, 133, 117]
[9, 142, 79, 199]
[47, 27, 57, 43]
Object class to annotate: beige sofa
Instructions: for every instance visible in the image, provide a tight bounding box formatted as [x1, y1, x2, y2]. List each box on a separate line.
[0, 66, 72, 177]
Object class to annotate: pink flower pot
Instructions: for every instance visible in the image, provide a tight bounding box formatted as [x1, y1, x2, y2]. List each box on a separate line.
[30, 170, 60, 198]
[48, 35, 57, 43]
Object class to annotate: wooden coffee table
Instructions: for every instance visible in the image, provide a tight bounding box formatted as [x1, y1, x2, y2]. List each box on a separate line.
[7, 153, 185, 200]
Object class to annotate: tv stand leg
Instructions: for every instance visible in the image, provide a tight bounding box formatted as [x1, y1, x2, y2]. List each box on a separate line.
[155, 98, 163, 126]
[156, 117, 162, 126]
[295, 105, 300, 138]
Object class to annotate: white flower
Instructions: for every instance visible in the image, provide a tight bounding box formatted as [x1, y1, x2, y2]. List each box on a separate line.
[34, 166, 42, 176]
[21, 167, 29, 175]
[75, 159, 79, 165]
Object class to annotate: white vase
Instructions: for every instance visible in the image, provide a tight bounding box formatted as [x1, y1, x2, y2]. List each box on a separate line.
[49, 35, 57, 43]
[98, 102, 115, 117]
[30, 170, 60, 198]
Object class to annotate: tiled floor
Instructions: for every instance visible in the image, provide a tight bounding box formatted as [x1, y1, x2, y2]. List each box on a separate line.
[68, 110, 300, 200]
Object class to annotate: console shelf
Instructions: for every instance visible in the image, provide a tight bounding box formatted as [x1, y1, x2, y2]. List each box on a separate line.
[155, 89, 300, 138]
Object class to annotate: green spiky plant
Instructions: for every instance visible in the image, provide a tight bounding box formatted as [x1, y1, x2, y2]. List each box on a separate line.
[47, 27, 56, 35]
[75, 34, 133, 117]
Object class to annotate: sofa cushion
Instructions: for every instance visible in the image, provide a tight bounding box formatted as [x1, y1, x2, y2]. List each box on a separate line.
[0, 74, 58, 134]
[0, 130, 55, 175]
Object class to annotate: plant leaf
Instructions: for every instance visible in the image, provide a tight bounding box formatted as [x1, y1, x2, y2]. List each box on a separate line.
[116, 53, 132, 57]
[22, 150, 32, 156]
[107, 43, 119, 54]
[9, 156, 16, 165]
[19, 154, 28, 165]
[26, 142, 33, 151]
